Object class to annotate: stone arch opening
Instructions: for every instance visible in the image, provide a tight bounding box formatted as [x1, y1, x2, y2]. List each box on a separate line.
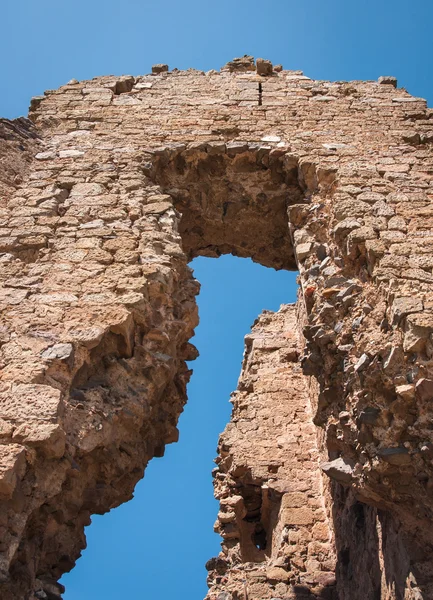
[57, 132, 316, 595]
[146, 142, 315, 569]
[145, 143, 315, 270]
[139, 143, 433, 600]
[139, 144, 342, 597]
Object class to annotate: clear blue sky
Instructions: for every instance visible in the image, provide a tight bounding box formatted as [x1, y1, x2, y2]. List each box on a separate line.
[2, 1, 433, 599]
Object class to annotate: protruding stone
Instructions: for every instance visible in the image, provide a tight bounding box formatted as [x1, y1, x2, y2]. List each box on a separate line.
[403, 312, 433, 352]
[205, 557, 228, 574]
[256, 58, 273, 76]
[12, 423, 66, 459]
[402, 130, 421, 145]
[152, 64, 169, 74]
[29, 96, 44, 111]
[226, 141, 249, 155]
[383, 346, 401, 373]
[416, 379, 433, 401]
[391, 296, 423, 325]
[35, 151, 56, 161]
[261, 134, 281, 142]
[378, 76, 397, 87]
[321, 457, 355, 485]
[41, 343, 74, 361]
[59, 149, 85, 158]
[354, 353, 370, 373]
[223, 55, 255, 72]
[334, 218, 362, 236]
[296, 242, 313, 261]
[396, 384, 415, 401]
[114, 76, 135, 94]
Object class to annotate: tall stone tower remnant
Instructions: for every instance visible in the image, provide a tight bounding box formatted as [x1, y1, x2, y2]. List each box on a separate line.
[0, 56, 433, 599]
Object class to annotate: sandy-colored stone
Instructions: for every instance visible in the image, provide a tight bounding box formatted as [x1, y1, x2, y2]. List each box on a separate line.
[0, 56, 432, 599]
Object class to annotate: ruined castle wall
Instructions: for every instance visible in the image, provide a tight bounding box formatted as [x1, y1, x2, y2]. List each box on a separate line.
[208, 305, 337, 600]
[0, 60, 432, 598]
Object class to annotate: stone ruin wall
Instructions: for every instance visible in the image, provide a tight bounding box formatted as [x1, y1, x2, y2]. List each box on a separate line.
[0, 56, 433, 599]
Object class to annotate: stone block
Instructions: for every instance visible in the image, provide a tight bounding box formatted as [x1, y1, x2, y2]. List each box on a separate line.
[281, 492, 306, 508]
[391, 296, 423, 325]
[378, 76, 397, 87]
[296, 242, 313, 261]
[378, 447, 411, 466]
[281, 506, 315, 525]
[404, 311, 433, 352]
[416, 378, 433, 401]
[321, 457, 354, 484]
[266, 567, 290, 582]
[223, 55, 255, 72]
[152, 64, 169, 74]
[312, 521, 330, 541]
[12, 423, 66, 459]
[0, 384, 63, 423]
[0, 444, 26, 499]
[256, 58, 273, 76]
[396, 384, 415, 401]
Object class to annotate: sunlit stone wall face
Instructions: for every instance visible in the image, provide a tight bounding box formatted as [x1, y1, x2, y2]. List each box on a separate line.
[0, 57, 433, 599]
[208, 305, 338, 600]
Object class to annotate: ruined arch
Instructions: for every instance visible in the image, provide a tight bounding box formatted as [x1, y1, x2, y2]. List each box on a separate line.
[0, 61, 433, 599]
[146, 143, 310, 269]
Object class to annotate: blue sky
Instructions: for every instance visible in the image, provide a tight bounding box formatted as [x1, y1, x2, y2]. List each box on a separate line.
[2, 0, 433, 119]
[2, 1, 433, 599]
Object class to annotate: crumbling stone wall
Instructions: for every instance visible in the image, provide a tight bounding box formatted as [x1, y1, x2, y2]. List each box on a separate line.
[0, 57, 432, 599]
[208, 305, 337, 600]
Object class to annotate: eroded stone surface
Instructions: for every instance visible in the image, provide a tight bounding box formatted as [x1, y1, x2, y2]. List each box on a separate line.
[207, 306, 337, 599]
[0, 118, 41, 206]
[0, 57, 432, 598]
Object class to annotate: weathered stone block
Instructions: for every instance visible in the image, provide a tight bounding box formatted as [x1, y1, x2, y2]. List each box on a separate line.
[256, 58, 273, 76]
[152, 63, 169, 74]
[0, 385, 63, 423]
[0, 445, 26, 499]
[281, 492, 307, 508]
[404, 311, 433, 352]
[281, 506, 315, 525]
[378, 75, 398, 87]
[391, 296, 424, 325]
[321, 457, 354, 484]
[416, 378, 433, 401]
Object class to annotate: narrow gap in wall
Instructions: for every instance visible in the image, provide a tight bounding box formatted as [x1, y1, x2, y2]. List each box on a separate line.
[61, 255, 299, 600]
[258, 82, 263, 106]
